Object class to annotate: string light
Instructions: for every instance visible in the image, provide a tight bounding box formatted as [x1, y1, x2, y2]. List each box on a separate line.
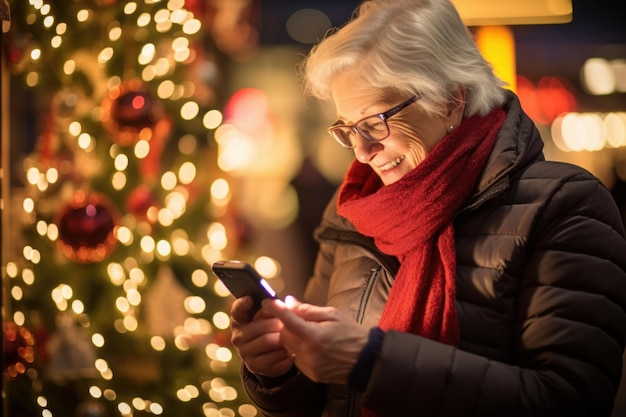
[9, 1, 268, 415]
[551, 112, 626, 152]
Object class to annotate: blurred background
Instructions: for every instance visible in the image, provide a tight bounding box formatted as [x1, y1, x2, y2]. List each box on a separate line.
[1, 0, 625, 416]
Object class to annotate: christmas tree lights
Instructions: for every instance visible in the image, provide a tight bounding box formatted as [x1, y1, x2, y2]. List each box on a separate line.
[4, 1, 270, 416]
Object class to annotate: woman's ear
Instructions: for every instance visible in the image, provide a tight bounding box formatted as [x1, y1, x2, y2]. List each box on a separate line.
[446, 85, 467, 122]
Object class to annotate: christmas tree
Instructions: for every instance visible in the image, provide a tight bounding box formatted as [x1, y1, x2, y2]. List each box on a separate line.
[3, 1, 272, 416]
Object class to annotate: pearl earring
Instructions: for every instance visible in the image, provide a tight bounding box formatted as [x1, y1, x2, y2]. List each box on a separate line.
[448, 124, 455, 133]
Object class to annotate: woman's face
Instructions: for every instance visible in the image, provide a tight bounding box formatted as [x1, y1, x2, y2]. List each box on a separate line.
[331, 72, 459, 186]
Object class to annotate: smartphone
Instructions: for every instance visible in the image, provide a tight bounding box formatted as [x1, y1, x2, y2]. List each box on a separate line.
[211, 261, 277, 312]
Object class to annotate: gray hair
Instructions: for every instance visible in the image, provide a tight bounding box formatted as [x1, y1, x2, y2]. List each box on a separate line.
[301, 0, 507, 117]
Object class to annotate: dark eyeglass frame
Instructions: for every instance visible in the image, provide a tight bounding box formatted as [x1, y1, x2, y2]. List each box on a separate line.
[327, 95, 420, 149]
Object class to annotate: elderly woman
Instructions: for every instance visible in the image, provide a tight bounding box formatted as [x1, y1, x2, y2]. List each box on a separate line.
[229, 0, 626, 416]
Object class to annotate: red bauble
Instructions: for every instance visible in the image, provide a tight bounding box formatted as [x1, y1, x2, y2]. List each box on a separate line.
[126, 185, 158, 221]
[3, 321, 36, 379]
[101, 80, 164, 146]
[56, 190, 119, 263]
[185, 0, 206, 18]
[213, 329, 231, 347]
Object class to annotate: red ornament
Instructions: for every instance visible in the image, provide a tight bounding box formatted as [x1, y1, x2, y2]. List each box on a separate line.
[56, 190, 119, 263]
[3, 322, 36, 379]
[185, 0, 205, 18]
[213, 329, 231, 347]
[101, 80, 164, 146]
[126, 185, 159, 221]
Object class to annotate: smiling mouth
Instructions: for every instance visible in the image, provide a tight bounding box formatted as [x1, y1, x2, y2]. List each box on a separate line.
[380, 155, 405, 171]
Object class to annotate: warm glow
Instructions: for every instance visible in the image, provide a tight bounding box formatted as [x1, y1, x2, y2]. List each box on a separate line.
[451, 0, 572, 25]
[581, 58, 624, 95]
[71, 300, 85, 314]
[184, 296, 206, 314]
[203, 109, 223, 129]
[31, 48, 42, 61]
[165, 191, 187, 217]
[132, 398, 146, 411]
[69, 121, 82, 136]
[191, 269, 209, 287]
[115, 226, 133, 246]
[551, 112, 626, 152]
[12, 286, 23, 300]
[114, 154, 129, 171]
[137, 13, 151, 27]
[126, 289, 141, 306]
[209, 179, 228, 198]
[207, 222, 227, 250]
[156, 240, 172, 257]
[123, 315, 138, 332]
[180, 101, 200, 120]
[94, 359, 109, 373]
[134, 140, 150, 159]
[43, 16, 54, 28]
[26, 167, 39, 185]
[215, 347, 233, 362]
[150, 403, 163, 415]
[22, 269, 35, 285]
[47, 223, 59, 241]
[76, 9, 90, 22]
[116, 297, 130, 313]
[254, 257, 279, 279]
[157, 80, 175, 99]
[140, 43, 156, 65]
[140, 236, 156, 253]
[475, 26, 516, 92]
[64, 60, 76, 75]
[124, 2, 138, 14]
[178, 162, 196, 184]
[151, 336, 166, 351]
[89, 386, 102, 398]
[92, 333, 105, 347]
[216, 132, 255, 171]
[161, 171, 177, 190]
[517, 75, 577, 125]
[109, 26, 122, 42]
[213, 279, 230, 298]
[182, 18, 202, 35]
[46, 168, 59, 184]
[5, 262, 17, 278]
[112, 172, 127, 190]
[77, 133, 94, 150]
[51, 36, 62, 48]
[213, 311, 230, 329]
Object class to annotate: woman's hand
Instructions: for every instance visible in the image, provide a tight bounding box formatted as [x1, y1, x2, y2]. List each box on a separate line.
[230, 296, 294, 377]
[262, 296, 369, 384]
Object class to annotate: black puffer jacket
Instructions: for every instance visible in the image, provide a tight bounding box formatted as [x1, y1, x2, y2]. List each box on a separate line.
[242, 92, 626, 417]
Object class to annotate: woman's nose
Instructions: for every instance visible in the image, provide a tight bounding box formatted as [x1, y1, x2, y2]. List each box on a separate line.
[352, 132, 381, 163]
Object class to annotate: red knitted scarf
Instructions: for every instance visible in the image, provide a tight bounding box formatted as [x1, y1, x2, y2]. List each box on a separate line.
[337, 108, 505, 352]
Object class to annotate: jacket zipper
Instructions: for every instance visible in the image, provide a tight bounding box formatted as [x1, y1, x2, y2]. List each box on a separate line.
[356, 265, 382, 325]
[347, 264, 383, 417]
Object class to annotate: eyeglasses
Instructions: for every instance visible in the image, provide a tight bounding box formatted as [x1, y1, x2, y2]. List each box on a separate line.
[327, 95, 420, 149]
